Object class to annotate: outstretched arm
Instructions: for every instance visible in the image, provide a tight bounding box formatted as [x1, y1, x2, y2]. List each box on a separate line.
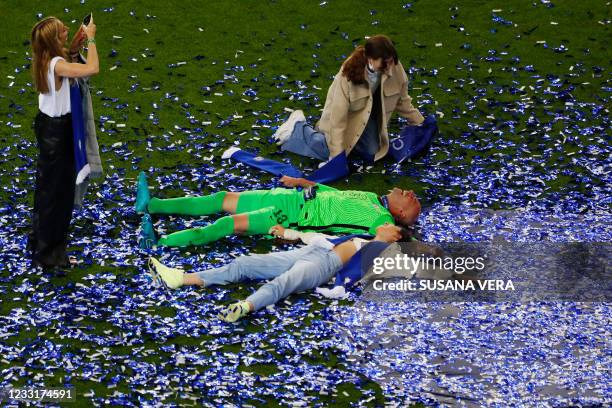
[279, 176, 338, 191]
[280, 176, 316, 188]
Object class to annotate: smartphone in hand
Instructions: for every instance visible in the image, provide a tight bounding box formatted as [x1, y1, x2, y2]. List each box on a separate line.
[83, 13, 92, 26]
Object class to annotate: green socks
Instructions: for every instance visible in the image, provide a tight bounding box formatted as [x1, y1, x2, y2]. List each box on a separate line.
[157, 208, 277, 247]
[148, 192, 226, 216]
[158, 216, 235, 247]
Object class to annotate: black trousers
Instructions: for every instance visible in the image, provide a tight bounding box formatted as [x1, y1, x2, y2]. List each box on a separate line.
[29, 111, 76, 268]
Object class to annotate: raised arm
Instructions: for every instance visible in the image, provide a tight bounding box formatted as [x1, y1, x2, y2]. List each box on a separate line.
[55, 16, 99, 78]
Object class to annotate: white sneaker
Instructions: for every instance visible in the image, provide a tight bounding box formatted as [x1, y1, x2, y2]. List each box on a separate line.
[218, 301, 251, 322]
[272, 109, 306, 145]
[148, 257, 184, 289]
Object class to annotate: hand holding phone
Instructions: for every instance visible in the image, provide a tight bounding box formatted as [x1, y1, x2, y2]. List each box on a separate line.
[83, 13, 96, 39]
[83, 13, 92, 26]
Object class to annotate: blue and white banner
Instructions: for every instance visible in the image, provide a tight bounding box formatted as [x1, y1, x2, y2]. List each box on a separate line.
[223, 148, 350, 184]
[70, 83, 90, 184]
[389, 114, 438, 163]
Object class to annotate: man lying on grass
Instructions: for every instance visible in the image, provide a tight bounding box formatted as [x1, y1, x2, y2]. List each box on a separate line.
[148, 223, 412, 322]
[136, 172, 421, 248]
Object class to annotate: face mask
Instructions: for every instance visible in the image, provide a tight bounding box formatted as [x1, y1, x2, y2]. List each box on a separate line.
[367, 62, 376, 72]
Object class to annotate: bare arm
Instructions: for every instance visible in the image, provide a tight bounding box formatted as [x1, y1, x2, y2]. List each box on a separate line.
[372, 224, 402, 243]
[68, 26, 86, 62]
[280, 176, 316, 188]
[55, 57, 98, 78]
[55, 17, 99, 78]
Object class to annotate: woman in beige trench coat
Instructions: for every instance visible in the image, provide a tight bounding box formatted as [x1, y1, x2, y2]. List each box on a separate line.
[274, 35, 424, 163]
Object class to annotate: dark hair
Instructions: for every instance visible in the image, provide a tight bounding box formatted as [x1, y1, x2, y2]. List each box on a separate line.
[342, 35, 399, 84]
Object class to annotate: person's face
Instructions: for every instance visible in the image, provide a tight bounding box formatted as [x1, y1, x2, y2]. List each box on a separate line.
[368, 57, 384, 72]
[368, 57, 394, 72]
[387, 188, 421, 226]
[59, 21, 69, 43]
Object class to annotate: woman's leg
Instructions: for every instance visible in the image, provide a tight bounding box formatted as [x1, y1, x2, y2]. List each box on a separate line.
[148, 246, 313, 288]
[246, 247, 342, 310]
[280, 121, 330, 161]
[30, 113, 76, 267]
[194, 246, 313, 285]
[157, 207, 277, 247]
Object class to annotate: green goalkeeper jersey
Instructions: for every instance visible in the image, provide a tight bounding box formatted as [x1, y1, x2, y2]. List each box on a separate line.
[295, 184, 395, 234]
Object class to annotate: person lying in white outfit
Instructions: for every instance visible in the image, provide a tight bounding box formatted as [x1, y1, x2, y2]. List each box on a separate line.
[148, 224, 412, 322]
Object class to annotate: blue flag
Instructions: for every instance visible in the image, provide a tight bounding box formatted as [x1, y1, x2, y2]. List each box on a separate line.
[224, 148, 349, 183]
[70, 83, 90, 184]
[389, 114, 438, 163]
[307, 152, 349, 184]
[228, 149, 305, 178]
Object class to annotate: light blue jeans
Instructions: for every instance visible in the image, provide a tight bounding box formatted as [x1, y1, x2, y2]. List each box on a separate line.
[281, 119, 379, 163]
[196, 245, 343, 310]
[281, 121, 330, 161]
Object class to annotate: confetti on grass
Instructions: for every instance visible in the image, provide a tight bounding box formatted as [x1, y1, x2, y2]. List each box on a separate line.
[0, 1, 610, 406]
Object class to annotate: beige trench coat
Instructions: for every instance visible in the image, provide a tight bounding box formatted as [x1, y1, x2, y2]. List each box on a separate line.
[316, 61, 424, 161]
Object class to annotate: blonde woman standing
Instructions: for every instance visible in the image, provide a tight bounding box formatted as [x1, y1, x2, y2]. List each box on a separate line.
[29, 16, 98, 269]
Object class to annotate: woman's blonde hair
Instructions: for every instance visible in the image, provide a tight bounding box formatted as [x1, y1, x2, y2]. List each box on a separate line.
[31, 17, 67, 93]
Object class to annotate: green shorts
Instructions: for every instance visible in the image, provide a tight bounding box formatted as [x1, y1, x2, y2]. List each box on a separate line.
[235, 188, 304, 227]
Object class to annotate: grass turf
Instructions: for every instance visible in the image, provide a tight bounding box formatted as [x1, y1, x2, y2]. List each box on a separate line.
[0, 0, 609, 406]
